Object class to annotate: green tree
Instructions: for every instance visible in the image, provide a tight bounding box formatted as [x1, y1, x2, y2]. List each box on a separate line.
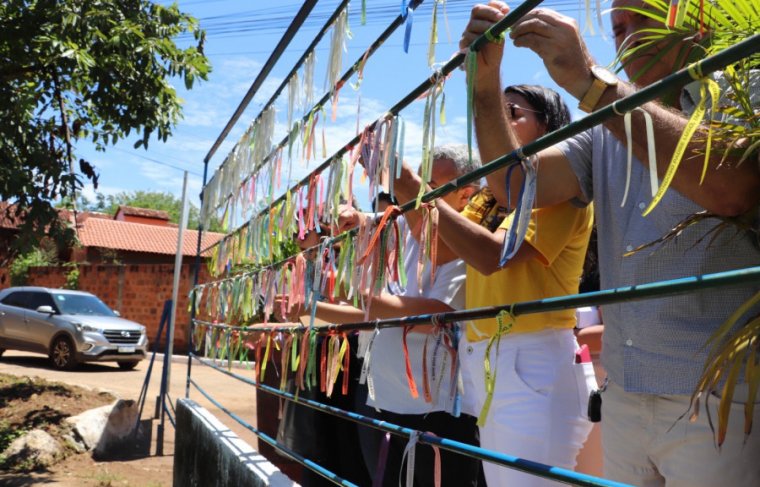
[0, 0, 210, 253]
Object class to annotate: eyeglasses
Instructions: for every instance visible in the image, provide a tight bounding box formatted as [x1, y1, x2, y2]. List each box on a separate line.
[506, 102, 543, 120]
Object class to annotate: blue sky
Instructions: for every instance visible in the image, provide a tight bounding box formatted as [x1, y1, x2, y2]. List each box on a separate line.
[77, 0, 618, 213]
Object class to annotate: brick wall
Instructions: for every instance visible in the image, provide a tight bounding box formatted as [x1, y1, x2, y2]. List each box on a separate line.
[24, 264, 210, 353]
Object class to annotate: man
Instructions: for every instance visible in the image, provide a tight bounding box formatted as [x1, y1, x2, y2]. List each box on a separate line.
[278, 145, 483, 487]
[461, 1, 760, 485]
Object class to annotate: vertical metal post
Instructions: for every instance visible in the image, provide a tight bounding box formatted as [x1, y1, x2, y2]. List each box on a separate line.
[157, 171, 189, 455]
[167, 171, 189, 391]
[187, 161, 209, 398]
[156, 310, 171, 456]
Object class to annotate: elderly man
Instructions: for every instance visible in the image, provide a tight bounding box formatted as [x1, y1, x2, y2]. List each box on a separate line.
[461, 1, 760, 485]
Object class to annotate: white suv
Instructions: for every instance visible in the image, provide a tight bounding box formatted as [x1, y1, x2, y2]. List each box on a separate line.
[0, 287, 148, 370]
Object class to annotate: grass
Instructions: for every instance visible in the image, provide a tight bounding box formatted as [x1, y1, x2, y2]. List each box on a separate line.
[91, 468, 126, 486]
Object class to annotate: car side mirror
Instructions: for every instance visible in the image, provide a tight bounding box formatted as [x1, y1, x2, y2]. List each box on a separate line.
[36, 305, 56, 315]
[114, 310, 121, 317]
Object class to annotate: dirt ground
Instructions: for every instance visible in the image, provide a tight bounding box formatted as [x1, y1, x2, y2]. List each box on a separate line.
[0, 350, 263, 487]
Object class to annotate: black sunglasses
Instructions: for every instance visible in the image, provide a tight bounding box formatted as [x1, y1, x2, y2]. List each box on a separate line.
[506, 102, 543, 120]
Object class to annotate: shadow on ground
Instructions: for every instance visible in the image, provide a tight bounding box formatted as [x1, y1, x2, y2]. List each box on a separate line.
[0, 354, 127, 374]
[93, 419, 154, 461]
[0, 472, 58, 486]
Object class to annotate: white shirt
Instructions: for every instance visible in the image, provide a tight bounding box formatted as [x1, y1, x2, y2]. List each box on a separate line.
[361, 216, 466, 414]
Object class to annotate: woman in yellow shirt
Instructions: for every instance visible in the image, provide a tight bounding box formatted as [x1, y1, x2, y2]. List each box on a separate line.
[394, 85, 594, 487]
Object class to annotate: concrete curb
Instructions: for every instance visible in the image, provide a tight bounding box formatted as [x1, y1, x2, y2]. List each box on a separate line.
[174, 399, 297, 487]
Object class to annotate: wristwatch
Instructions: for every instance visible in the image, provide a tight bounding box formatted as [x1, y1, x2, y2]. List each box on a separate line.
[578, 65, 618, 113]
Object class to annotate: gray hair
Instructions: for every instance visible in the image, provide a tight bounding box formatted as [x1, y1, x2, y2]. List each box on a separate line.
[432, 144, 481, 186]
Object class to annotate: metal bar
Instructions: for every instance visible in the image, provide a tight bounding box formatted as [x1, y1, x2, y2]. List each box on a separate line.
[134, 300, 172, 433]
[193, 356, 633, 487]
[201, 0, 430, 245]
[189, 378, 359, 487]
[206, 0, 541, 251]
[187, 158, 210, 399]
[204, 0, 350, 197]
[199, 31, 760, 271]
[403, 33, 760, 210]
[194, 265, 760, 333]
[157, 301, 174, 456]
[166, 172, 188, 399]
[203, 0, 319, 164]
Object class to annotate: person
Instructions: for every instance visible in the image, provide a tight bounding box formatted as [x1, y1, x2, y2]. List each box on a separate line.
[461, 1, 760, 485]
[372, 190, 398, 214]
[393, 85, 596, 487]
[277, 145, 483, 487]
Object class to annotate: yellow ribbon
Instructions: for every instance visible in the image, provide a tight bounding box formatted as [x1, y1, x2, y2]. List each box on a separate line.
[477, 309, 514, 427]
[643, 62, 720, 216]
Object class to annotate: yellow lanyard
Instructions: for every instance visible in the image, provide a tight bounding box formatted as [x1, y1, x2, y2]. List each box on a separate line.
[477, 309, 515, 427]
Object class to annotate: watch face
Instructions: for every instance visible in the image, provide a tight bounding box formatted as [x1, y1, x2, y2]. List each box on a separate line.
[592, 65, 618, 85]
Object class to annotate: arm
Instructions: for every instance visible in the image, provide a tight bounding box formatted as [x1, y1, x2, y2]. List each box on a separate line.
[274, 294, 455, 324]
[460, 2, 584, 210]
[394, 162, 541, 275]
[505, 6, 760, 216]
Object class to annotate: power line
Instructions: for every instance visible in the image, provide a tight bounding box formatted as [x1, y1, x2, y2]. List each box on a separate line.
[177, 0, 598, 41]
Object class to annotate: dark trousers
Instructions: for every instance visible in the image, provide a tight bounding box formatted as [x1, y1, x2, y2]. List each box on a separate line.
[355, 382, 482, 487]
[277, 334, 372, 487]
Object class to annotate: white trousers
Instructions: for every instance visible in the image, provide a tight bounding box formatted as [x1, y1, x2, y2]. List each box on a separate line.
[602, 379, 760, 487]
[459, 328, 594, 487]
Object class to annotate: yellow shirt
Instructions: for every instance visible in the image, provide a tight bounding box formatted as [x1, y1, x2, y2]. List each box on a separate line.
[463, 200, 593, 341]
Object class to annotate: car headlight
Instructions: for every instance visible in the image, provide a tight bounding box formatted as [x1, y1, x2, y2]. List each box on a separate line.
[75, 323, 103, 333]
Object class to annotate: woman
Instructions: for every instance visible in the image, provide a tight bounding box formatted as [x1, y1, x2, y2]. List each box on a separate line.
[394, 84, 595, 487]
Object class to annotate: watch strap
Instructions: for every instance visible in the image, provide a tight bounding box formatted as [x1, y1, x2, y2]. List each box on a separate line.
[579, 77, 608, 113]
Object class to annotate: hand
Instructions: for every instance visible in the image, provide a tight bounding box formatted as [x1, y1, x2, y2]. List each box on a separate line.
[297, 230, 321, 251]
[273, 294, 303, 323]
[459, 1, 510, 92]
[334, 204, 364, 234]
[509, 8, 595, 99]
[393, 161, 423, 203]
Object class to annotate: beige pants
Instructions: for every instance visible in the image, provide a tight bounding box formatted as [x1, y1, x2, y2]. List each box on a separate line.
[603, 380, 760, 487]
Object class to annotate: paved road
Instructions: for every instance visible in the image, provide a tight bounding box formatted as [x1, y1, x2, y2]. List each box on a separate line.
[0, 350, 263, 453]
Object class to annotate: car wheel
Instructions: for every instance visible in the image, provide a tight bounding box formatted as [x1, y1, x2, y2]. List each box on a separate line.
[117, 361, 139, 371]
[50, 336, 77, 370]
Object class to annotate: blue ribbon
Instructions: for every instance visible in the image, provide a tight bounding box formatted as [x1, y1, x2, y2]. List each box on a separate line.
[450, 324, 462, 417]
[499, 165, 526, 267]
[401, 0, 413, 53]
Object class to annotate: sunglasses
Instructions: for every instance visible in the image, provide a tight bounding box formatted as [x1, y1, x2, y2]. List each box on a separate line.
[506, 102, 543, 120]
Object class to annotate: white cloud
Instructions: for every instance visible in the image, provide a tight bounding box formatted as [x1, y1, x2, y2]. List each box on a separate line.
[79, 183, 127, 202]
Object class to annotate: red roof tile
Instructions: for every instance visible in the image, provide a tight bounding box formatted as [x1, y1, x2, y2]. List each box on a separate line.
[78, 218, 223, 256]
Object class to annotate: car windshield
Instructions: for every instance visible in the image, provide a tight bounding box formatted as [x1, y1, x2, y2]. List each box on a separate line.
[52, 293, 116, 316]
